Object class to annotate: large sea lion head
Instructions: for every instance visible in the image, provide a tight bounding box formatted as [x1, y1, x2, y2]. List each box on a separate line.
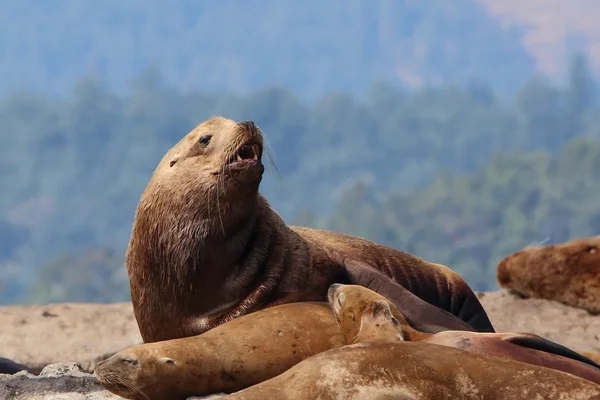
[327, 283, 410, 343]
[497, 235, 600, 314]
[142, 116, 265, 223]
[94, 344, 196, 400]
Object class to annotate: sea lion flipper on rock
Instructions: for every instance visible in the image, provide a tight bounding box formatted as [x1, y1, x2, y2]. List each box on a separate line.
[343, 258, 493, 333]
[502, 333, 600, 370]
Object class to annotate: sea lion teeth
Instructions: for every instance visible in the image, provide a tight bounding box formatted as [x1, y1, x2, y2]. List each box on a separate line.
[235, 144, 257, 161]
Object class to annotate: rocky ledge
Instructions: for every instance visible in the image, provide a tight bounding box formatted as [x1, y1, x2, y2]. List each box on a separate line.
[0, 362, 120, 400]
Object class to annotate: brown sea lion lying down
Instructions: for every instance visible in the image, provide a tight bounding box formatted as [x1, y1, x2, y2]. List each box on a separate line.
[94, 270, 487, 400]
[96, 282, 599, 400]
[95, 301, 345, 400]
[218, 309, 600, 400]
[125, 116, 494, 345]
[328, 283, 600, 386]
[497, 235, 600, 314]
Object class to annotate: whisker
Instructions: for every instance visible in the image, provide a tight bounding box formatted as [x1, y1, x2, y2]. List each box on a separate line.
[524, 237, 551, 249]
[206, 180, 212, 217]
[216, 155, 226, 236]
[262, 136, 283, 183]
[110, 374, 150, 400]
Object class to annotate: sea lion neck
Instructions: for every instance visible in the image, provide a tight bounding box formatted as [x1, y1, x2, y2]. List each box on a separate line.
[127, 192, 304, 342]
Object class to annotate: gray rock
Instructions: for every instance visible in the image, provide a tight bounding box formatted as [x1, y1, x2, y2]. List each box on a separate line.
[0, 361, 233, 400]
[0, 362, 121, 400]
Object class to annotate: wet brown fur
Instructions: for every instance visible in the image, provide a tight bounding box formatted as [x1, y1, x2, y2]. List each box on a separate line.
[328, 284, 600, 387]
[220, 341, 600, 400]
[126, 116, 494, 344]
[497, 235, 600, 314]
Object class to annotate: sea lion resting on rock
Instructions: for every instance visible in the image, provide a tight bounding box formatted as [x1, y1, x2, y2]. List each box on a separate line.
[217, 310, 600, 400]
[328, 283, 600, 386]
[125, 116, 494, 343]
[95, 283, 600, 400]
[497, 235, 600, 314]
[96, 273, 495, 400]
[95, 301, 346, 400]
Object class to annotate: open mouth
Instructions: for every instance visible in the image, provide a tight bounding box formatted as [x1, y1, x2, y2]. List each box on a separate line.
[227, 143, 262, 165]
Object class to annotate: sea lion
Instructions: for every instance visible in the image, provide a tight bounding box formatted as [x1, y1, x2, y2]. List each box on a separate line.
[0, 357, 27, 375]
[125, 116, 494, 344]
[95, 301, 346, 400]
[497, 235, 600, 314]
[216, 341, 600, 400]
[328, 283, 600, 386]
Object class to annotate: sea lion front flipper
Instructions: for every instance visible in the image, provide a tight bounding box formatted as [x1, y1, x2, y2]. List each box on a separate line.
[504, 333, 600, 370]
[343, 259, 476, 334]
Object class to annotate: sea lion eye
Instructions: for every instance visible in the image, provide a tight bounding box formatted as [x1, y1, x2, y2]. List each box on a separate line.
[199, 135, 212, 146]
[122, 358, 138, 366]
[159, 357, 175, 365]
[391, 317, 399, 325]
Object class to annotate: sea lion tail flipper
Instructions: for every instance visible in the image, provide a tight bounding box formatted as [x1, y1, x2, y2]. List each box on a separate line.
[343, 259, 475, 334]
[504, 334, 600, 370]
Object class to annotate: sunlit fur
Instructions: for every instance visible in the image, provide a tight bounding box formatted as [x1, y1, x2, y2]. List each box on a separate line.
[497, 235, 600, 314]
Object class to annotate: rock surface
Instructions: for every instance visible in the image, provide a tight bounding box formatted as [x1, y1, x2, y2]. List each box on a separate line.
[0, 362, 121, 400]
[476, 290, 600, 353]
[0, 302, 141, 374]
[0, 289, 598, 399]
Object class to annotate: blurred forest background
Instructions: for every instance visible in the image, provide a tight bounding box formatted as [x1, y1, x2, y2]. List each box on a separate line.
[1, 0, 600, 304]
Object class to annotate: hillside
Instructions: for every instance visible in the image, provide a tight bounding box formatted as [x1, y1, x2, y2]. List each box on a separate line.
[1, 0, 535, 98]
[478, 0, 600, 77]
[0, 54, 599, 304]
